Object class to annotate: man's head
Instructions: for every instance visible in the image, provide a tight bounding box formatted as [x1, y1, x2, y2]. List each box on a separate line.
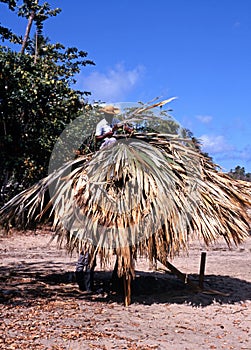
[100, 105, 120, 123]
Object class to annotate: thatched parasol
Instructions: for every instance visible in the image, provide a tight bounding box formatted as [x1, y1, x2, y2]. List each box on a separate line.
[1, 101, 251, 305]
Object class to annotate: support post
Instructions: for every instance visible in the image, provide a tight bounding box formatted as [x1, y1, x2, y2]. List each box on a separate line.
[123, 274, 132, 307]
[199, 252, 207, 289]
[158, 258, 201, 292]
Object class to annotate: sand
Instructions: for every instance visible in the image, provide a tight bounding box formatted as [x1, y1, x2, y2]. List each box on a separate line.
[0, 227, 250, 349]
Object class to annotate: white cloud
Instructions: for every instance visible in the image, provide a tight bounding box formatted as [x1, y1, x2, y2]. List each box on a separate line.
[233, 21, 241, 28]
[82, 63, 145, 102]
[196, 115, 213, 123]
[220, 145, 251, 162]
[199, 134, 251, 171]
[199, 134, 233, 153]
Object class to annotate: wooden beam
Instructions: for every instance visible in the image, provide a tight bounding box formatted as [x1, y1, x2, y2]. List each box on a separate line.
[158, 258, 201, 292]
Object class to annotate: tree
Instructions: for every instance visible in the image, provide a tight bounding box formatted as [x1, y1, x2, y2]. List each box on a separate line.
[0, 0, 95, 204]
[0, 0, 61, 50]
[228, 166, 251, 182]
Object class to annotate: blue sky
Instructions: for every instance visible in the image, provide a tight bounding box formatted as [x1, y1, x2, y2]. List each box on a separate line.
[1, 0, 251, 172]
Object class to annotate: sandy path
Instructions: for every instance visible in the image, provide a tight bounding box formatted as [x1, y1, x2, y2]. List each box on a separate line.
[0, 227, 250, 349]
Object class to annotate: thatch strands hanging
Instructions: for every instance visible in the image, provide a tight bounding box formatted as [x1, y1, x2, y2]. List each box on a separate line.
[1, 132, 250, 253]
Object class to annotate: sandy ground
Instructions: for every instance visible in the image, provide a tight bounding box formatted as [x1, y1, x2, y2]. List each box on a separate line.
[0, 226, 250, 350]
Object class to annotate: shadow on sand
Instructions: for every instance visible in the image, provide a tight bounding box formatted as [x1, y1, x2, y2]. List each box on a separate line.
[0, 260, 250, 307]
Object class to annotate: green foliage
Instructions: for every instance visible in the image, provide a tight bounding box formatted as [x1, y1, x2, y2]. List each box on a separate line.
[0, 1, 61, 44]
[0, 0, 95, 205]
[228, 166, 251, 182]
[0, 0, 22, 43]
[0, 0, 16, 10]
[17, 1, 61, 30]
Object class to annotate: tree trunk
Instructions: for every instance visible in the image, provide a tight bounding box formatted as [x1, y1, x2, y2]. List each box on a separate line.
[20, 10, 35, 54]
[34, 30, 38, 64]
[123, 273, 132, 307]
[112, 252, 134, 306]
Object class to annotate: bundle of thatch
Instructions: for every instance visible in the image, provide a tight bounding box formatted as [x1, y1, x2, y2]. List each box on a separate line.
[1, 100, 251, 305]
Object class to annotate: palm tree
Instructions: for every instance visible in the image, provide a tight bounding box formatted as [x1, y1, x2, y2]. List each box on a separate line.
[1, 100, 251, 305]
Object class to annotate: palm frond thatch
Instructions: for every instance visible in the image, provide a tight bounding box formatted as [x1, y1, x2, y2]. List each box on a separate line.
[1, 97, 251, 293]
[1, 132, 250, 261]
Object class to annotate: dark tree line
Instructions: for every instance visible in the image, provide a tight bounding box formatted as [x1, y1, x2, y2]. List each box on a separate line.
[0, 0, 95, 205]
[228, 166, 251, 182]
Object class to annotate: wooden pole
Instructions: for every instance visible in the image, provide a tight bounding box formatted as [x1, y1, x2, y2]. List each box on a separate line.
[158, 258, 201, 292]
[158, 256, 229, 297]
[123, 274, 131, 307]
[199, 252, 207, 289]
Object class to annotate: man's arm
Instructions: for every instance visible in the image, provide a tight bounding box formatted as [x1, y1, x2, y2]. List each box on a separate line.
[95, 129, 114, 141]
[95, 123, 118, 141]
[123, 124, 134, 133]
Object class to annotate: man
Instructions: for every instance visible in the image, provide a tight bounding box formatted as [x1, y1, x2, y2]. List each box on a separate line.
[95, 105, 120, 149]
[75, 248, 95, 293]
[95, 105, 133, 149]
